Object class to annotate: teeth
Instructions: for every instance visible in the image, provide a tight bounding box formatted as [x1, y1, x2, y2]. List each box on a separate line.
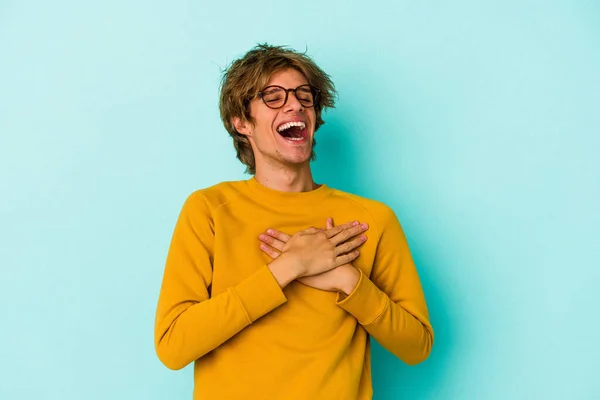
[277, 121, 306, 132]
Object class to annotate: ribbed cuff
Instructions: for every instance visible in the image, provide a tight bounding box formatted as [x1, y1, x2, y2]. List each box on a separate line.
[336, 270, 387, 325]
[231, 265, 288, 323]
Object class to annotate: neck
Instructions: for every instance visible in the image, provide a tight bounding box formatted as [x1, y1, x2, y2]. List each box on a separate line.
[254, 163, 317, 193]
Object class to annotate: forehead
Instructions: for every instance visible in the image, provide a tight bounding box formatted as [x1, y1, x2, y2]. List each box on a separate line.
[265, 68, 309, 87]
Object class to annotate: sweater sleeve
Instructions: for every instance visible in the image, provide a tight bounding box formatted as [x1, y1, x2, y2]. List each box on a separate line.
[154, 191, 287, 370]
[336, 206, 434, 365]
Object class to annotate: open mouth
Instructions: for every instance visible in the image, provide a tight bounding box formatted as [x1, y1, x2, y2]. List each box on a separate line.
[276, 121, 308, 141]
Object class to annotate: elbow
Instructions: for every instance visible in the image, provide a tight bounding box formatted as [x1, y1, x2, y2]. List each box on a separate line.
[155, 339, 189, 371]
[404, 348, 431, 366]
[403, 327, 434, 366]
[159, 355, 187, 371]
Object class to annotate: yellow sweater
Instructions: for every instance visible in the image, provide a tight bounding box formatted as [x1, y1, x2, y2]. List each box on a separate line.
[154, 178, 434, 399]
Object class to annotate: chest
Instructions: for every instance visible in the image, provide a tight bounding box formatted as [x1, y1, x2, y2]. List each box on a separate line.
[209, 206, 377, 295]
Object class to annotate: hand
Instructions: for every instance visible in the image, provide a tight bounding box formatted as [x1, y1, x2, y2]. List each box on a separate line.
[260, 218, 366, 293]
[267, 219, 367, 278]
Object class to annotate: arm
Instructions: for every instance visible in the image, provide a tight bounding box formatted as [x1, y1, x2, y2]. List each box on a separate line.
[154, 192, 288, 370]
[336, 206, 434, 365]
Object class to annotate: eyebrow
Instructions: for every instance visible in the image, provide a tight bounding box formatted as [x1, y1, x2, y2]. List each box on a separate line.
[261, 84, 310, 91]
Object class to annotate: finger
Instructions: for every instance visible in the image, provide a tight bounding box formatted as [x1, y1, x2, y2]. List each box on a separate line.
[259, 233, 286, 252]
[324, 220, 359, 239]
[259, 243, 281, 259]
[326, 217, 334, 230]
[334, 234, 367, 256]
[265, 228, 292, 242]
[335, 250, 360, 267]
[330, 223, 369, 245]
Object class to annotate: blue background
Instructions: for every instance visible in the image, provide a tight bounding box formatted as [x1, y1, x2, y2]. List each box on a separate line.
[1, 1, 599, 399]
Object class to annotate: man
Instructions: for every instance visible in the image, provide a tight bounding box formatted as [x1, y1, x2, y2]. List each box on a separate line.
[154, 43, 433, 399]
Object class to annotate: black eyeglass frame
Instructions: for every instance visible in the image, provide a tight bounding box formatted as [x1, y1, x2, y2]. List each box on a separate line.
[257, 84, 320, 109]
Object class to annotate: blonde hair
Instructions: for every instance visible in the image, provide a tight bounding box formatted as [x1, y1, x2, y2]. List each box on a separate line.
[219, 44, 337, 174]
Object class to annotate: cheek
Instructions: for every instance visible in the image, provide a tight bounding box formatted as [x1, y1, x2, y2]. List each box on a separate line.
[249, 105, 278, 132]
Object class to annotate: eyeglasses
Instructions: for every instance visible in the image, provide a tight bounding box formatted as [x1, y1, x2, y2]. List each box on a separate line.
[257, 84, 319, 109]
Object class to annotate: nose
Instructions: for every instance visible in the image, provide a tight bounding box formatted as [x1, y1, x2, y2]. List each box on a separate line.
[282, 91, 304, 112]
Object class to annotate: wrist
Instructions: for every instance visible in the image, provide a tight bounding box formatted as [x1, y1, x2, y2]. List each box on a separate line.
[338, 265, 360, 296]
[267, 254, 304, 288]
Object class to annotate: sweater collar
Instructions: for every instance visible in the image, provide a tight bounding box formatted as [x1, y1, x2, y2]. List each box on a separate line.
[245, 176, 333, 207]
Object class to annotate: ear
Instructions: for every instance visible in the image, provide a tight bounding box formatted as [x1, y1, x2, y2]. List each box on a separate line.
[233, 117, 252, 137]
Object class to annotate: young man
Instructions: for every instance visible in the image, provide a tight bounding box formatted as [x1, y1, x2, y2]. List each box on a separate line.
[154, 44, 434, 399]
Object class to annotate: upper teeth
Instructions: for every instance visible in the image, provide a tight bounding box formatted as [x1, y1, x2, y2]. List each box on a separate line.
[277, 121, 306, 132]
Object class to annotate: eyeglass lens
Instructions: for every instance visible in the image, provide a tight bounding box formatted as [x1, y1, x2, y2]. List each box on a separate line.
[261, 85, 315, 108]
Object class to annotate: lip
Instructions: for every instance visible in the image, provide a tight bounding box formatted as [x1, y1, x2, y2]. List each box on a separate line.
[273, 115, 311, 145]
[275, 128, 309, 144]
[274, 125, 310, 145]
[275, 117, 308, 132]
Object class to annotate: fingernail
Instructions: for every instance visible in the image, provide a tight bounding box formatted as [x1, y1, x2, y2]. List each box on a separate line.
[267, 229, 273, 235]
[352, 221, 359, 226]
[259, 234, 266, 240]
[361, 223, 369, 229]
[360, 235, 367, 241]
[260, 244, 267, 250]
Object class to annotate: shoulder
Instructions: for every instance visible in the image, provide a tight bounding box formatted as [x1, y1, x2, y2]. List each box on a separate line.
[182, 180, 247, 214]
[330, 188, 399, 228]
[331, 188, 409, 247]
